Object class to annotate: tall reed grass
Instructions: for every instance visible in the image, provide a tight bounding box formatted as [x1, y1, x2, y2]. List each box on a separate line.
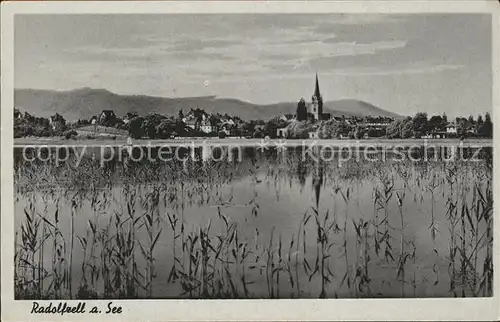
[14, 146, 493, 299]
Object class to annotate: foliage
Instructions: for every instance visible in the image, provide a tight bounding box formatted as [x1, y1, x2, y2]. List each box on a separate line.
[253, 125, 266, 138]
[287, 121, 314, 139]
[386, 120, 401, 139]
[477, 112, 492, 138]
[386, 117, 413, 139]
[13, 111, 65, 138]
[64, 130, 78, 140]
[428, 115, 447, 132]
[12, 107, 494, 140]
[264, 118, 288, 139]
[400, 117, 414, 138]
[353, 126, 365, 139]
[318, 120, 350, 139]
[129, 114, 196, 139]
[367, 127, 386, 138]
[412, 112, 428, 138]
[363, 116, 393, 124]
[296, 98, 307, 121]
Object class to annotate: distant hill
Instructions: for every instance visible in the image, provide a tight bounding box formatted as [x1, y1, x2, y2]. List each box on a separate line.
[14, 88, 401, 121]
[323, 99, 401, 118]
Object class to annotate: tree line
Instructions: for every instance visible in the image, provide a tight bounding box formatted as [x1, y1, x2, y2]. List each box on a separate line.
[14, 106, 493, 140]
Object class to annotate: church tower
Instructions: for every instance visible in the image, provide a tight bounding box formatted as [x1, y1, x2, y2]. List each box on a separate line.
[311, 73, 323, 121]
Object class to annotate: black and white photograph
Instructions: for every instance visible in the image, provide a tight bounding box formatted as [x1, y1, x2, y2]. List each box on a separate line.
[1, 1, 499, 321]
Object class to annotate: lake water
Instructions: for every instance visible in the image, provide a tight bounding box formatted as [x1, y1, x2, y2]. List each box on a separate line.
[14, 144, 493, 299]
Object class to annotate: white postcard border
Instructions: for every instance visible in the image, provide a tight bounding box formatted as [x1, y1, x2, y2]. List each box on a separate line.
[1, 1, 499, 321]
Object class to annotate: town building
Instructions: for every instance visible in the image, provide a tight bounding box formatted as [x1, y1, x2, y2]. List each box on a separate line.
[200, 119, 218, 134]
[433, 132, 447, 139]
[22, 112, 35, 122]
[220, 123, 240, 137]
[308, 131, 319, 139]
[98, 110, 117, 126]
[183, 108, 216, 133]
[49, 113, 66, 131]
[276, 127, 288, 138]
[363, 116, 393, 127]
[280, 114, 295, 122]
[446, 123, 457, 134]
[424, 131, 448, 139]
[220, 125, 231, 136]
[183, 108, 209, 123]
[221, 118, 235, 126]
[185, 119, 199, 131]
[14, 108, 23, 120]
[466, 125, 477, 135]
[308, 124, 320, 139]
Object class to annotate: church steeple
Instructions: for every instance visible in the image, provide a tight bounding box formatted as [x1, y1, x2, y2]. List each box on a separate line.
[311, 73, 323, 121]
[314, 73, 321, 99]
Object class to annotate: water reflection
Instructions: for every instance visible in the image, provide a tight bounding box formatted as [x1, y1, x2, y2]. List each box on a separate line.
[13, 144, 493, 299]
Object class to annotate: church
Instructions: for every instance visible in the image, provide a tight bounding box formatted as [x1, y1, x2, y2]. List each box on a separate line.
[296, 74, 331, 122]
[309, 73, 331, 121]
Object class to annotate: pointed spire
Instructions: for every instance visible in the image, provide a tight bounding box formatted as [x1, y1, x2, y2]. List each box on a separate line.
[314, 73, 321, 98]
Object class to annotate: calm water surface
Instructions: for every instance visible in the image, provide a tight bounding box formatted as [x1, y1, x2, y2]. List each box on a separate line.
[14, 145, 493, 298]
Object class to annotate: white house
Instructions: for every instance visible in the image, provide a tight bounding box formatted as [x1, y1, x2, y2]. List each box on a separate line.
[201, 123, 217, 134]
[308, 131, 319, 139]
[446, 123, 457, 134]
[276, 127, 288, 138]
[198, 118, 217, 134]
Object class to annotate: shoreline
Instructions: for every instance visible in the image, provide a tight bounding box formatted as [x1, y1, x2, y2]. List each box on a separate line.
[14, 137, 493, 148]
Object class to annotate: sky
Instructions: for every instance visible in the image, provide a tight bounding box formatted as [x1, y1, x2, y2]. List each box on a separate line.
[15, 14, 491, 117]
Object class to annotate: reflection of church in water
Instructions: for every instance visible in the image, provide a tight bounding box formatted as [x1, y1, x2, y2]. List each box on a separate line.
[294, 146, 325, 209]
[312, 160, 324, 209]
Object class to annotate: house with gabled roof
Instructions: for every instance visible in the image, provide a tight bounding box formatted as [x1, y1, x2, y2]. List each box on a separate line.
[98, 110, 117, 126]
[49, 113, 66, 131]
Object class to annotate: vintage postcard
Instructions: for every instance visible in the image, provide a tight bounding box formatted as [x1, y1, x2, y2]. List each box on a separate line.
[1, 1, 499, 321]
